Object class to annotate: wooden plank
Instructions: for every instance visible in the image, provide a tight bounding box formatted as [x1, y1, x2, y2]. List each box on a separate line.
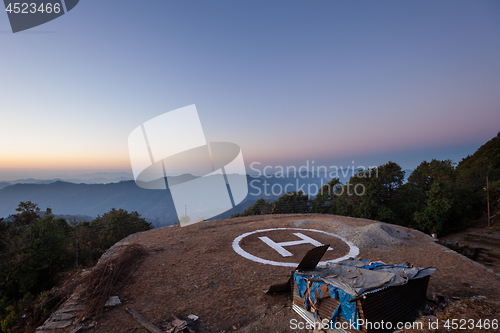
[125, 306, 164, 333]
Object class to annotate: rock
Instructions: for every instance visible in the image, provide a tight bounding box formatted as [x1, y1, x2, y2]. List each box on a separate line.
[37, 320, 72, 330]
[52, 313, 76, 320]
[187, 314, 198, 321]
[104, 296, 121, 307]
[56, 305, 84, 313]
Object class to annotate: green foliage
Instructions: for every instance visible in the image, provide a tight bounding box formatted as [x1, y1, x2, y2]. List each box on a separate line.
[232, 198, 272, 217]
[394, 159, 456, 227]
[414, 181, 452, 234]
[0, 203, 152, 331]
[1, 306, 15, 333]
[27, 209, 70, 289]
[90, 208, 152, 252]
[408, 159, 455, 191]
[454, 133, 500, 225]
[0, 206, 69, 306]
[311, 178, 342, 213]
[272, 191, 311, 214]
[7, 201, 40, 237]
[316, 162, 404, 223]
[233, 192, 311, 217]
[0, 219, 6, 253]
[354, 161, 404, 222]
[456, 132, 500, 180]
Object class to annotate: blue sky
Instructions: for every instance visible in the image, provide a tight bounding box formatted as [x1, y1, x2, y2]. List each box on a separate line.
[1, 0, 499, 181]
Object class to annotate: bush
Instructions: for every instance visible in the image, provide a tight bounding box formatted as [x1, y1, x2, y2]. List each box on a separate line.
[90, 208, 152, 252]
[0, 203, 153, 331]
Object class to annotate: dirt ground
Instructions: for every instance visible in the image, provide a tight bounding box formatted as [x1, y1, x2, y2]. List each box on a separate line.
[439, 220, 500, 274]
[77, 214, 500, 333]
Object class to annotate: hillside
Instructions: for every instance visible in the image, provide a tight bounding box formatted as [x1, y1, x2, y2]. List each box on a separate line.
[37, 214, 500, 333]
[457, 131, 500, 178]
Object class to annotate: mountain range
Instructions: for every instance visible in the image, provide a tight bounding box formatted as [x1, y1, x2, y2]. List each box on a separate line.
[0, 174, 330, 226]
[0, 168, 414, 226]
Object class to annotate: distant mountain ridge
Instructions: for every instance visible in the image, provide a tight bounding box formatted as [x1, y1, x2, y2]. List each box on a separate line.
[0, 173, 333, 225]
[0, 180, 177, 225]
[0, 167, 417, 225]
[0, 172, 134, 187]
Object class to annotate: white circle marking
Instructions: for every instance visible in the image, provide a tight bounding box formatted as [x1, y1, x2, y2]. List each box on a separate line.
[232, 228, 359, 267]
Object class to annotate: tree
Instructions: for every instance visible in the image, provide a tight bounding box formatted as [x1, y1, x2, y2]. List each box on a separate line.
[329, 162, 405, 223]
[8, 201, 41, 235]
[0, 218, 7, 253]
[414, 181, 451, 234]
[455, 133, 500, 225]
[394, 159, 456, 230]
[232, 198, 272, 217]
[407, 159, 455, 193]
[311, 178, 342, 213]
[273, 191, 311, 214]
[25, 209, 70, 292]
[90, 209, 152, 251]
[0, 206, 70, 315]
[0, 205, 153, 331]
[232, 192, 311, 216]
[456, 132, 500, 181]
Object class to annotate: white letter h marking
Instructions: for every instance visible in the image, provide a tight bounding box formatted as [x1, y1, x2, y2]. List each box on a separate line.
[259, 233, 333, 257]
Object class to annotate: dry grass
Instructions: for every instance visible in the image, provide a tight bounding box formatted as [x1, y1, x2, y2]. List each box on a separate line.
[79, 244, 147, 317]
[402, 297, 500, 333]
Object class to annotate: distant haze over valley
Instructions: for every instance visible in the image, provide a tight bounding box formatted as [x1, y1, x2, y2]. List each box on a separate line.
[0, 172, 349, 225]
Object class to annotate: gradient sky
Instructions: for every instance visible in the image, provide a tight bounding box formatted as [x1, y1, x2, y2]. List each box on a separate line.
[1, 0, 499, 181]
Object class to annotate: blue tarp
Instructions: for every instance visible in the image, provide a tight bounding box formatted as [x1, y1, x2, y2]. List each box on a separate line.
[293, 258, 436, 329]
[293, 272, 359, 329]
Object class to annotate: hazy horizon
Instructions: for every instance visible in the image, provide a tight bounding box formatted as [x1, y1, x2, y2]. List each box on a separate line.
[1, 0, 499, 182]
[0, 136, 487, 182]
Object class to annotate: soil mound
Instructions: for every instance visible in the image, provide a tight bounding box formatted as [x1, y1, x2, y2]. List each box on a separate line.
[332, 221, 414, 248]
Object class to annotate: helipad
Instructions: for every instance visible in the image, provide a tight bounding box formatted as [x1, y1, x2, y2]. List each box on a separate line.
[232, 228, 359, 267]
